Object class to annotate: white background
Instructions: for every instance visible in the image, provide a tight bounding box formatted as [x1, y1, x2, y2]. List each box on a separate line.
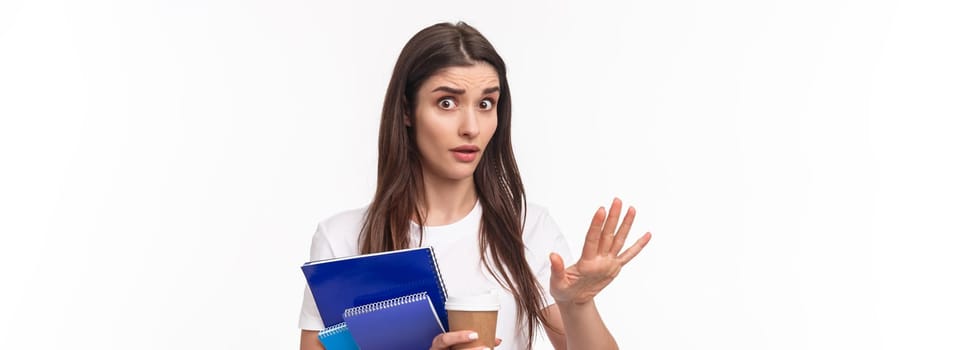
[1, 0, 959, 349]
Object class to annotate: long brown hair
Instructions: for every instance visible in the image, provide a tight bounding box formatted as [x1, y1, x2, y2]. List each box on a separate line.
[358, 22, 552, 348]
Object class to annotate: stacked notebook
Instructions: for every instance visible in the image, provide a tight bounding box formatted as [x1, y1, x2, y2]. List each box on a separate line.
[302, 247, 449, 350]
[316, 323, 358, 350]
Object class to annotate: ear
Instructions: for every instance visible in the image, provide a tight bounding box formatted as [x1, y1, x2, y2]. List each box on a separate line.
[403, 114, 411, 127]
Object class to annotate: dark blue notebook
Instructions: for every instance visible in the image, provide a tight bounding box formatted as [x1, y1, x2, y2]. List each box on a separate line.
[301, 246, 449, 329]
[343, 292, 445, 350]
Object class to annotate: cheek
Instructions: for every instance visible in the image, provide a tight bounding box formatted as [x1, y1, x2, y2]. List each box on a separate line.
[477, 116, 498, 149]
[413, 113, 444, 152]
[485, 116, 498, 138]
[414, 124, 435, 153]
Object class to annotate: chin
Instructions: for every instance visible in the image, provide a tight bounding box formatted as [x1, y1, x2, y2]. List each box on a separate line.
[423, 160, 481, 182]
[445, 172, 476, 182]
[444, 165, 479, 181]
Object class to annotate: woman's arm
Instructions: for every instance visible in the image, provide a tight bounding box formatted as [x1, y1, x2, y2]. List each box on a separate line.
[543, 301, 616, 350]
[546, 198, 652, 350]
[543, 305, 568, 349]
[300, 330, 325, 350]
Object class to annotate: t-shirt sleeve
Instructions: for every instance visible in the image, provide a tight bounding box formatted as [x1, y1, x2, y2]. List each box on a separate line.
[525, 207, 574, 308]
[298, 221, 336, 330]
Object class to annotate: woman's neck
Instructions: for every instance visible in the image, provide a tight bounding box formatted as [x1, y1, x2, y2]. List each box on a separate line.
[420, 172, 478, 226]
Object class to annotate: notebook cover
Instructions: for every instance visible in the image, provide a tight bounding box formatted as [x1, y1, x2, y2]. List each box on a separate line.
[301, 246, 449, 329]
[316, 323, 359, 350]
[342, 292, 445, 350]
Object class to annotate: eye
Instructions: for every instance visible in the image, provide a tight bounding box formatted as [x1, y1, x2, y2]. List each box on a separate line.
[479, 98, 495, 111]
[438, 97, 457, 110]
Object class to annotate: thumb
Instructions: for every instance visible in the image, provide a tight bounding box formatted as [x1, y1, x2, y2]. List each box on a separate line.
[549, 252, 565, 280]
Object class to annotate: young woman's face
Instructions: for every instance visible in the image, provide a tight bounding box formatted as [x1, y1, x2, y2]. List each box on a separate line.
[410, 63, 500, 183]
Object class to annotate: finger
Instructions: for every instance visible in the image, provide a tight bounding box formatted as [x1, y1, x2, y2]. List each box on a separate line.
[431, 330, 479, 349]
[549, 252, 566, 284]
[580, 206, 606, 260]
[617, 232, 652, 264]
[610, 206, 637, 254]
[495, 338, 502, 346]
[597, 198, 623, 255]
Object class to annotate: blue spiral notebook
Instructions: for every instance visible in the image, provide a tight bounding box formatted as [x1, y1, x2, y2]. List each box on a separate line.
[316, 323, 359, 350]
[343, 292, 445, 350]
[301, 246, 449, 329]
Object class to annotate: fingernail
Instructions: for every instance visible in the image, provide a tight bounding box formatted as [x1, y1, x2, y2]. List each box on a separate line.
[468, 332, 479, 340]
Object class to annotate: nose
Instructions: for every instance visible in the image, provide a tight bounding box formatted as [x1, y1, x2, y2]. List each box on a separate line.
[459, 108, 479, 139]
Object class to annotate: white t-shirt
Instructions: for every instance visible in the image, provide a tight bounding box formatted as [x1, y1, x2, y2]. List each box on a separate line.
[299, 202, 573, 350]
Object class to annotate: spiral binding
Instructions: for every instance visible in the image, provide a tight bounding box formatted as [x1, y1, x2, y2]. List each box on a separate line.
[427, 246, 449, 301]
[318, 322, 349, 338]
[344, 291, 430, 317]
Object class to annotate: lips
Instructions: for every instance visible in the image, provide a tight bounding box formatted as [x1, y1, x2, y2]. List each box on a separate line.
[451, 145, 480, 162]
[451, 145, 480, 153]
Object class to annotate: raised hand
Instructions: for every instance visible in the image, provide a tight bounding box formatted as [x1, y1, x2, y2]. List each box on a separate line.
[549, 198, 652, 305]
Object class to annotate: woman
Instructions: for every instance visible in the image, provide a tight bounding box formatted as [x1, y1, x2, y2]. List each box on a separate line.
[299, 22, 652, 350]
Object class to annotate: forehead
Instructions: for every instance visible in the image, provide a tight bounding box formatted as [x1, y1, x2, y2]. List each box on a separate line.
[421, 63, 500, 91]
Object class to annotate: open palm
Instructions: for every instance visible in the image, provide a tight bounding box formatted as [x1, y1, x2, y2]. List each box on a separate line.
[549, 198, 652, 305]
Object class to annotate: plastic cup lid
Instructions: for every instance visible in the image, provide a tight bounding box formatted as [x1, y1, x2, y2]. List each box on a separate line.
[445, 290, 500, 311]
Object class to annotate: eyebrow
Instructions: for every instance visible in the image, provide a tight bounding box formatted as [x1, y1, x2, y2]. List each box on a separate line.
[431, 86, 500, 95]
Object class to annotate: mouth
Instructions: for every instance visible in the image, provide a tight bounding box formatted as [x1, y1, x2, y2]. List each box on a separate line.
[450, 145, 480, 162]
[450, 145, 480, 153]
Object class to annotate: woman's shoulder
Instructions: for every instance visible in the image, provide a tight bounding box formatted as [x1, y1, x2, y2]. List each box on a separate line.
[315, 205, 370, 241]
[521, 201, 572, 260]
[521, 202, 562, 237]
[523, 201, 552, 223]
